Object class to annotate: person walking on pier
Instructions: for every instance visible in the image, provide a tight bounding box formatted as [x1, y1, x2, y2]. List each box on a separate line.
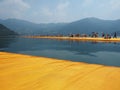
[113, 32, 117, 38]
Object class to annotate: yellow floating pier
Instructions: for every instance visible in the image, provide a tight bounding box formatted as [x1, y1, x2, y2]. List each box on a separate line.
[23, 36, 120, 42]
[0, 52, 120, 90]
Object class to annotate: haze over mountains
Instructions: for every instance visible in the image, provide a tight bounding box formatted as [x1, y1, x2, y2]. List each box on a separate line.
[0, 17, 120, 35]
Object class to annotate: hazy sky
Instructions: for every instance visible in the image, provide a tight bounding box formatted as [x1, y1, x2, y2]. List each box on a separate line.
[0, 0, 120, 23]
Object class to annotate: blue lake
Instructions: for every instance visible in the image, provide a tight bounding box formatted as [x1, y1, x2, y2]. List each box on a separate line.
[0, 37, 120, 67]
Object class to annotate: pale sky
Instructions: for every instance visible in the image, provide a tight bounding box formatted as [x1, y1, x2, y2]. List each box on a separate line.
[0, 0, 120, 23]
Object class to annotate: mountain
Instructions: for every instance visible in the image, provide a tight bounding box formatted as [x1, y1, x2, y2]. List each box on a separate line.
[0, 17, 120, 35]
[0, 24, 18, 37]
[58, 17, 120, 35]
[0, 19, 66, 35]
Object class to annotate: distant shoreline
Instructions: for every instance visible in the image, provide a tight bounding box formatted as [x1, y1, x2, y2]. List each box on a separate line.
[22, 36, 120, 42]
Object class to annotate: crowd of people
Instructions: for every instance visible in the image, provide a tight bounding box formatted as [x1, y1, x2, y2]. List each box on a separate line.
[69, 32, 117, 39]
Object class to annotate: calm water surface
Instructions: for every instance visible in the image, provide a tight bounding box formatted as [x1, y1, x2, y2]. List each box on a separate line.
[0, 37, 120, 67]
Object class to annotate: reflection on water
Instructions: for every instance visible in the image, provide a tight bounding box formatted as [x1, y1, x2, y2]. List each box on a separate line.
[0, 37, 120, 67]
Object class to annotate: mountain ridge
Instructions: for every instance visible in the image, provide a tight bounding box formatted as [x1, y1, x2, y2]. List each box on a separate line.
[0, 17, 120, 35]
[0, 24, 18, 36]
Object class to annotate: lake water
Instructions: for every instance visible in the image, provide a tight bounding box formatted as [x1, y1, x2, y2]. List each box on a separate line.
[0, 37, 120, 67]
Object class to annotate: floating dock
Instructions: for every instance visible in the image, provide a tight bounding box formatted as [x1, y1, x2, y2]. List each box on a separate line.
[0, 52, 120, 90]
[23, 36, 120, 42]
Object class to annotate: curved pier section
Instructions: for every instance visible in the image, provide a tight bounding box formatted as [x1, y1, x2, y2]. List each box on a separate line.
[0, 52, 120, 90]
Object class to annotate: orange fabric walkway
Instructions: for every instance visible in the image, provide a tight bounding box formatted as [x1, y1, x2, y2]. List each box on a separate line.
[23, 36, 120, 42]
[0, 52, 120, 90]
